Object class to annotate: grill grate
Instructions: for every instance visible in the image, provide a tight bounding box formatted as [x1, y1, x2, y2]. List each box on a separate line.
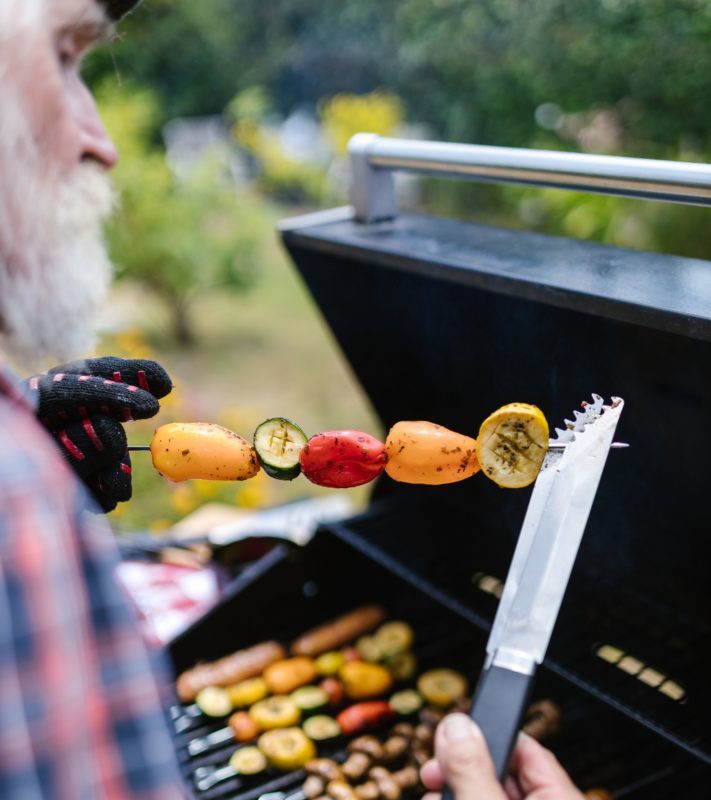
[332, 501, 711, 766]
[166, 531, 710, 799]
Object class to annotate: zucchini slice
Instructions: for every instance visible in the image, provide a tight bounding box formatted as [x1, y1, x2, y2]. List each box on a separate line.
[230, 745, 268, 775]
[195, 685, 233, 717]
[254, 418, 308, 480]
[291, 685, 329, 714]
[303, 714, 341, 742]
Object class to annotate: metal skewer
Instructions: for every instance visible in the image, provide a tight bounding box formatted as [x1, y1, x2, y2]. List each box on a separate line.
[127, 442, 628, 452]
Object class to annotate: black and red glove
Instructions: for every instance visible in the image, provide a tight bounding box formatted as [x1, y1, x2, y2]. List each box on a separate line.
[24, 357, 173, 513]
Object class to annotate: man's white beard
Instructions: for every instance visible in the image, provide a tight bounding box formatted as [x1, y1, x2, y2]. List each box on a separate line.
[0, 99, 115, 369]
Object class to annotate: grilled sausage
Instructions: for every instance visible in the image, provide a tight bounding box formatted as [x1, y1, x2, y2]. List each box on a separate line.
[292, 606, 387, 656]
[176, 640, 285, 702]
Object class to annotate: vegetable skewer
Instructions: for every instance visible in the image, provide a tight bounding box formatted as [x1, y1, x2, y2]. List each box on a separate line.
[128, 401, 627, 489]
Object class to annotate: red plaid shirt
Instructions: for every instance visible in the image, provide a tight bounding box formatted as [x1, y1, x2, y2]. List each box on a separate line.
[0, 363, 184, 799]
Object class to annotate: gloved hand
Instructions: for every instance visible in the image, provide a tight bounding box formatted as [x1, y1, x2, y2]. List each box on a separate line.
[421, 714, 585, 800]
[25, 357, 173, 513]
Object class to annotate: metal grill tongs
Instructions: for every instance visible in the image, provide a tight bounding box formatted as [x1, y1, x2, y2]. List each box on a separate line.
[444, 394, 625, 792]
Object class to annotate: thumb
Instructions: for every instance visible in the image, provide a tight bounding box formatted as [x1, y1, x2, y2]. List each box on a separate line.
[434, 714, 508, 800]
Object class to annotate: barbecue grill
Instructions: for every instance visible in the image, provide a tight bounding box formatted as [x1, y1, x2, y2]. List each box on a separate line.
[166, 139, 711, 799]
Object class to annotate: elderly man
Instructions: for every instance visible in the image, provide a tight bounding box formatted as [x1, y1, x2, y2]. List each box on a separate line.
[0, 1, 185, 797]
[0, 1, 585, 798]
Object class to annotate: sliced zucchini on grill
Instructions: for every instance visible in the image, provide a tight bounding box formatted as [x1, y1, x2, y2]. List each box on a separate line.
[230, 745, 268, 775]
[195, 685, 233, 717]
[389, 689, 423, 715]
[292, 685, 329, 714]
[254, 417, 307, 480]
[303, 714, 341, 742]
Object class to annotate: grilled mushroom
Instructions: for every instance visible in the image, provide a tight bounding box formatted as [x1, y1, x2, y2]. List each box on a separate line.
[354, 781, 380, 800]
[369, 767, 401, 800]
[342, 752, 371, 782]
[383, 735, 409, 762]
[306, 759, 345, 782]
[304, 776, 326, 799]
[349, 736, 385, 761]
[326, 780, 359, 800]
[392, 766, 419, 790]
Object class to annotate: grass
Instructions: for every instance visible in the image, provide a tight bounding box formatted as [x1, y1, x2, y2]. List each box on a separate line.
[103, 200, 380, 532]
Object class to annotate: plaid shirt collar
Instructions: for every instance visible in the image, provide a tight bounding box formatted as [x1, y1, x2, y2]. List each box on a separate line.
[0, 358, 39, 412]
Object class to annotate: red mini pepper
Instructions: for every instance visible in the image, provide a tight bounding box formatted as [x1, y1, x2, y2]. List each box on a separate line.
[337, 701, 394, 735]
[299, 430, 387, 488]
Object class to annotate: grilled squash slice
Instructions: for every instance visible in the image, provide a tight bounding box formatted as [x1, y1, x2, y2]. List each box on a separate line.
[477, 403, 549, 488]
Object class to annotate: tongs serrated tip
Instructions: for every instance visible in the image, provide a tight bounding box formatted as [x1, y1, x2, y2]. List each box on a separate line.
[548, 394, 626, 451]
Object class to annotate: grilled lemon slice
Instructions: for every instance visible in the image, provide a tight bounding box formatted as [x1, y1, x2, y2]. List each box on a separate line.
[477, 403, 549, 488]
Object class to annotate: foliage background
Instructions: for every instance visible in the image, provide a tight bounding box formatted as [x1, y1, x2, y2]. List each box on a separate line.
[86, 0, 711, 530]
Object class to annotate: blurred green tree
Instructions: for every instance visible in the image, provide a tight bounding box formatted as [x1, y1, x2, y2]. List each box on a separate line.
[98, 82, 264, 344]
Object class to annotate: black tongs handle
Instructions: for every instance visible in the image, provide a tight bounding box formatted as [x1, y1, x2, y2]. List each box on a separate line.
[442, 665, 534, 800]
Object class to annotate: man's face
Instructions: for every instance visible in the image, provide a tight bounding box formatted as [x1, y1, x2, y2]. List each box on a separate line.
[0, 0, 118, 366]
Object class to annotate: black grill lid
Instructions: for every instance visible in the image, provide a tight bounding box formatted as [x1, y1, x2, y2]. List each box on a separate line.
[280, 208, 711, 763]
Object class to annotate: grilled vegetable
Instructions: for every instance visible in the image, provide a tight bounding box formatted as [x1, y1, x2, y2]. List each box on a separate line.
[229, 745, 268, 775]
[176, 640, 285, 702]
[337, 702, 394, 735]
[355, 635, 384, 663]
[320, 677, 345, 707]
[151, 422, 260, 482]
[259, 727, 316, 771]
[303, 715, 341, 742]
[250, 696, 302, 729]
[389, 689, 423, 716]
[374, 622, 414, 658]
[264, 657, 319, 695]
[292, 606, 387, 656]
[316, 651, 346, 676]
[384, 421, 479, 485]
[229, 711, 262, 742]
[254, 417, 307, 480]
[292, 686, 329, 714]
[195, 686, 233, 717]
[386, 652, 417, 682]
[228, 677, 269, 708]
[340, 661, 393, 700]
[417, 669, 468, 709]
[585, 790, 614, 800]
[299, 431, 387, 488]
[477, 403, 549, 488]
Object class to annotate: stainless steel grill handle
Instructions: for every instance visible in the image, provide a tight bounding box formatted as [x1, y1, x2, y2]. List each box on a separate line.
[348, 133, 711, 223]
